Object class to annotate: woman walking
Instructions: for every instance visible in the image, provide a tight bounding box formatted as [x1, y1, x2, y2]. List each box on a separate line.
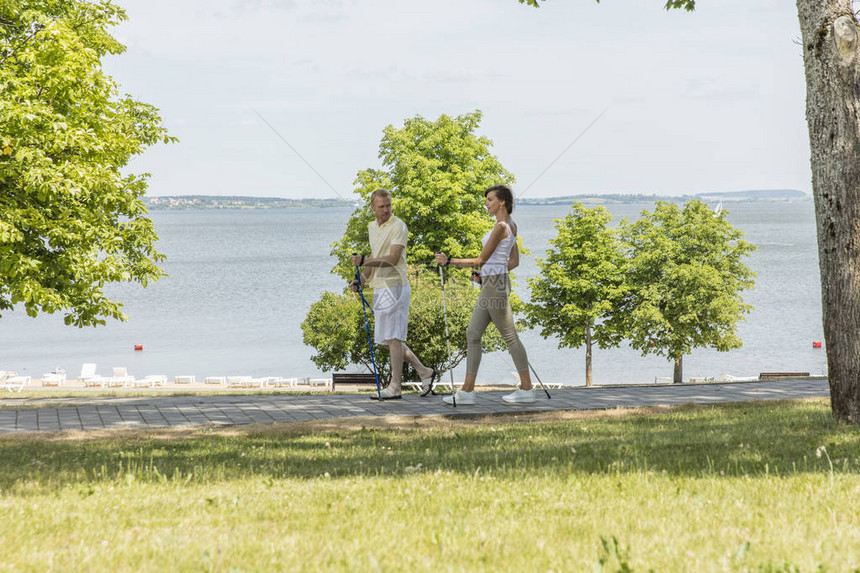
[434, 184, 535, 405]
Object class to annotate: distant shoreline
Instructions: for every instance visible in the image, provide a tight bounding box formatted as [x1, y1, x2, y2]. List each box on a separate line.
[144, 189, 810, 210]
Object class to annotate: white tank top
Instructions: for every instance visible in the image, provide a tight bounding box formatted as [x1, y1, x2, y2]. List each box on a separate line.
[481, 221, 515, 277]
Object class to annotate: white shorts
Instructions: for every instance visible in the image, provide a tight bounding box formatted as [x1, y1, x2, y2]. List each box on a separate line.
[373, 284, 410, 344]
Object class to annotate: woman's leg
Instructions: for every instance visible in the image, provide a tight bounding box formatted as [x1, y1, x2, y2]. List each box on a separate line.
[462, 288, 492, 392]
[485, 275, 532, 391]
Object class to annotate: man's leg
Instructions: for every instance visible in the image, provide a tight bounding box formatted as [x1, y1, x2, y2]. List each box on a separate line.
[402, 342, 434, 382]
[387, 338, 405, 395]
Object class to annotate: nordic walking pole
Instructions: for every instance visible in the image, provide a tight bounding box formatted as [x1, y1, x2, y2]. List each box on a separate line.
[493, 349, 552, 400]
[353, 255, 382, 400]
[436, 257, 456, 407]
[529, 362, 551, 399]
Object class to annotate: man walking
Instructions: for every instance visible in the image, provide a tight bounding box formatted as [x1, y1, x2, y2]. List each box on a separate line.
[350, 189, 437, 399]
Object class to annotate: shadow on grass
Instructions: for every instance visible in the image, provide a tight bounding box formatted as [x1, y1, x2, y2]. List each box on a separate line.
[0, 399, 857, 490]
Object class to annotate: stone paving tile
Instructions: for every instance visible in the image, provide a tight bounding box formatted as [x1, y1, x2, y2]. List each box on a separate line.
[173, 406, 210, 425]
[77, 406, 104, 430]
[260, 406, 295, 419]
[256, 410, 293, 423]
[0, 411, 17, 433]
[96, 407, 124, 427]
[242, 408, 277, 424]
[116, 407, 146, 425]
[154, 405, 193, 427]
[214, 406, 256, 425]
[199, 408, 234, 425]
[58, 411, 83, 431]
[137, 406, 167, 423]
[17, 410, 38, 432]
[36, 409, 61, 432]
[114, 420, 150, 430]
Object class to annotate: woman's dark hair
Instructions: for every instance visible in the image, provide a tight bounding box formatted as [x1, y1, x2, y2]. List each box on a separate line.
[485, 184, 514, 214]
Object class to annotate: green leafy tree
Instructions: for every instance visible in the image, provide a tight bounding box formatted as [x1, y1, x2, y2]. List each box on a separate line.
[618, 201, 756, 384]
[302, 271, 513, 383]
[329, 111, 514, 280]
[524, 203, 626, 387]
[0, 0, 174, 326]
[301, 290, 390, 380]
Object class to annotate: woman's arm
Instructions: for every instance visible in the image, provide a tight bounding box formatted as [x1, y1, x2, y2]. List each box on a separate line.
[434, 223, 507, 268]
[507, 241, 519, 271]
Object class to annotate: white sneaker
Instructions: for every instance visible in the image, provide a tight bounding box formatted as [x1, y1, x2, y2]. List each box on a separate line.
[502, 388, 536, 404]
[442, 390, 475, 405]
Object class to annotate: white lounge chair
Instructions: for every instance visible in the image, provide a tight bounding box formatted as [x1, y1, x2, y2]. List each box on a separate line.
[226, 376, 253, 388]
[270, 377, 302, 388]
[0, 371, 28, 392]
[235, 376, 268, 389]
[41, 369, 66, 387]
[108, 367, 134, 387]
[721, 374, 758, 382]
[307, 378, 333, 391]
[134, 375, 167, 388]
[204, 376, 226, 385]
[79, 363, 106, 387]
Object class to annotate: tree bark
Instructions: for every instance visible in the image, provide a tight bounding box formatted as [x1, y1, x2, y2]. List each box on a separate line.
[673, 355, 683, 384]
[585, 322, 593, 387]
[797, 0, 860, 423]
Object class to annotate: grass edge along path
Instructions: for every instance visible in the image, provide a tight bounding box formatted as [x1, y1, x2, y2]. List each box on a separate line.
[0, 398, 858, 572]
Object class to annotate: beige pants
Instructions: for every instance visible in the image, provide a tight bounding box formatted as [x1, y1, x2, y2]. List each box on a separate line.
[465, 273, 529, 375]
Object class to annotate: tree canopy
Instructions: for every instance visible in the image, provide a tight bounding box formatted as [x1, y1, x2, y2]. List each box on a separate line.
[619, 201, 756, 383]
[525, 203, 627, 387]
[0, 0, 174, 326]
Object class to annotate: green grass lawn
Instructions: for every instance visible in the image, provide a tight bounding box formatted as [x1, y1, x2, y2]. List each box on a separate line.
[1, 399, 858, 572]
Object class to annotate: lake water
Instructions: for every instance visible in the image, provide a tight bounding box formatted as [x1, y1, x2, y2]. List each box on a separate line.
[0, 201, 826, 386]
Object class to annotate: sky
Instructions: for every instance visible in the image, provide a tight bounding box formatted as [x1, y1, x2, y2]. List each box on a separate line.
[103, 0, 811, 200]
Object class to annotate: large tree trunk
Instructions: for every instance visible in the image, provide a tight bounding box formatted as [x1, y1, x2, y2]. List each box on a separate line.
[673, 355, 683, 384]
[585, 322, 593, 387]
[797, 1, 860, 423]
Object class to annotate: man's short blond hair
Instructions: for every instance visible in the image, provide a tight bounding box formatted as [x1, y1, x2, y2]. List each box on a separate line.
[369, 188, 391, 206]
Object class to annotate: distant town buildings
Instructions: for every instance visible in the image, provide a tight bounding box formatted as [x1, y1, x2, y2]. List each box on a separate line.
[143, 190, 808, 210]
[144, 196, 358, 210]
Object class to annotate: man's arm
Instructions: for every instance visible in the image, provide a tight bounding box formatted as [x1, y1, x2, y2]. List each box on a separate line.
[350, 244, 403, 291]
[363, 244, 404, 268]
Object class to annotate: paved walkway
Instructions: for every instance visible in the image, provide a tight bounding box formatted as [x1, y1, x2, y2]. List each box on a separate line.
[0, 378, 829, 434]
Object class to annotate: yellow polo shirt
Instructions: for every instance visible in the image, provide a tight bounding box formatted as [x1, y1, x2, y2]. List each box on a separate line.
[368, 215, 408, 289]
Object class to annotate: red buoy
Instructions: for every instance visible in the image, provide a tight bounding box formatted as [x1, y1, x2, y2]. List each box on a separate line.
[134, 344, 143, 351]
[812, 341, 822, 349]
